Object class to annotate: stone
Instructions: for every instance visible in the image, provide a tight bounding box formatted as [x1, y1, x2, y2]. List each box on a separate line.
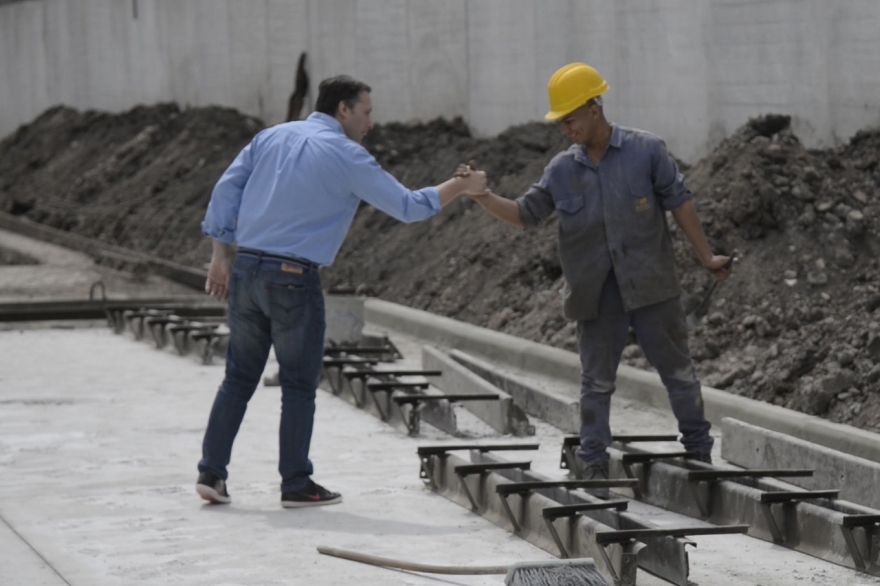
[784, 269, 798, 279]
[867, 336, 880, 362]
[833, 246, 856, 268]
[837, 348, 856, 366]
[853, 189, 869, 204]
[807, 272, 828, 286]
[707, 312, 725, 326]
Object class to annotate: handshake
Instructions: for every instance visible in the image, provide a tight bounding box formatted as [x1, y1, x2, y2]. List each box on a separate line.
[453, 160, 491, 198]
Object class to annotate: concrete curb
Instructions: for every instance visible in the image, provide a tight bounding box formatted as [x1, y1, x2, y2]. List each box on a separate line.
[449, 349, 580, 434]
[721, 417, 880, 511]
[421, 345, 534, 436]
[365, 298, 880, 464]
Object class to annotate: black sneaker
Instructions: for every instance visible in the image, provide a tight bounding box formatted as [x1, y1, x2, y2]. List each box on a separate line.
[196, 471, 231, 504]
[691, 452, 713, 465]
[583, 461, 610, 498]
[281, 480, 342, 508]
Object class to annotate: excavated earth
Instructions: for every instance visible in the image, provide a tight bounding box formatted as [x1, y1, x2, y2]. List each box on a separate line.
[2, 105, 880, 432]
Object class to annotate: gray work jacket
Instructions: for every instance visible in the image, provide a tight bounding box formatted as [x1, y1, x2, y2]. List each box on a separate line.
[516, 124, 692, 321]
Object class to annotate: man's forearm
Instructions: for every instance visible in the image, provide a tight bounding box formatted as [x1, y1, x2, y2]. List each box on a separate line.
[472, 191, 526, 229]
[671, 200, 712, 265]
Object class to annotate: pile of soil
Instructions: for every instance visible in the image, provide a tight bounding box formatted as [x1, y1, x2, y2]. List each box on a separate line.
[0, 104, 262, 268]
[2, 104, 880, 432]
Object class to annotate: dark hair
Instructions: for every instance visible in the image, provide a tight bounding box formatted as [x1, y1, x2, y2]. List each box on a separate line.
[315, 75, 371, 116]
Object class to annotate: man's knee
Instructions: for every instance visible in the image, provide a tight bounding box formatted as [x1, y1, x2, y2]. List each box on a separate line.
[581, 376, 616, 395]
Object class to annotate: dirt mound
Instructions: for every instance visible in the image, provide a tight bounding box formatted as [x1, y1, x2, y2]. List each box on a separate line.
[0, 104, 263, 267]
[2, 104, 880, 432]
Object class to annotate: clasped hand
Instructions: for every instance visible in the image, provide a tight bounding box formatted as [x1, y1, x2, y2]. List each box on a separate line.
[453, 160, 489, 196]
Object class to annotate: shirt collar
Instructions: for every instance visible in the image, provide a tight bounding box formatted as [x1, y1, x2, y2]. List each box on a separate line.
[609, 123, 622, 149]
[308, 112, 345, 135]
[572, 123, 621, 167]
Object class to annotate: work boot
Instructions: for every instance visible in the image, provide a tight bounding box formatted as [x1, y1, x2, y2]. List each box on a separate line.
[691, 451, 713, 465]
[583, 461, 610, 499]
[281, 479, 342, 508]
[196, 470, 231, 504]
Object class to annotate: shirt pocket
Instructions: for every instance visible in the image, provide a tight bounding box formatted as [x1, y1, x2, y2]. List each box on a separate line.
[626, 176, 655, 214]
[556, 195, 585, 214]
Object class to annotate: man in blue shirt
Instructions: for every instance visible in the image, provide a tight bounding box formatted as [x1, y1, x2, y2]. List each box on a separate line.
[196, 75, 487, 508]
[463, 63, 733, 485]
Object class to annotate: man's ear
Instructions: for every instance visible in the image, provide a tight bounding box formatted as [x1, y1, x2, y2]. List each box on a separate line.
[336, 101, 349, 119]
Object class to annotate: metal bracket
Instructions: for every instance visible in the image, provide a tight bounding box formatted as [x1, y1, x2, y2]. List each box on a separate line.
[543, 501, 629, 558]
[620, 452, 696, 499]
[759, 490, 840, 543]
[686, 469, 814, 519]
[840, 515, 880, 570]
[454, 462, 531, 511]
[417, 444, 540, 492]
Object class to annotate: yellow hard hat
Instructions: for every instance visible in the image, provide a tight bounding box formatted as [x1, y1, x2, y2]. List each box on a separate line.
[544, 63, 609, 121]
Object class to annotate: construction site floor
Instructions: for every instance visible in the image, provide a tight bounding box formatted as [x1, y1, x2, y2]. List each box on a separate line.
[1, 324, 878, 585]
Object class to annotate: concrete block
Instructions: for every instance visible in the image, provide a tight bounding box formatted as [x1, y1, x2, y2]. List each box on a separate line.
[421, 345, 534, 436]
[266, 0, 309, 123]
[228, 0, 271, 120]
[466, 0, 538, 136]
[406, 0, 468, 122]
[449, 349, 579, 434]
[324, 294, 364, 346]
[721, 417, 880, 510]
[308, 0, 357, 90]
[355, 0, 411, 123]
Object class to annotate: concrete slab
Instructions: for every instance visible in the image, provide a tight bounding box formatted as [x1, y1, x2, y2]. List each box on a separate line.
[0, 513, 68, 586]
[0, 325, 557, 585]
[421, 345, 534, 436]
[722, 417, 880, 511]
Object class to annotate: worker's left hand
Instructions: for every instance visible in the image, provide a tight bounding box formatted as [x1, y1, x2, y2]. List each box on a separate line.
[205, 255, 232, 302]
[703, 255, 735, 283]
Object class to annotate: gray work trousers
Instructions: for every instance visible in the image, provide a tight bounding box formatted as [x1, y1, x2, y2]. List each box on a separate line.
[576, 271, 713, 467]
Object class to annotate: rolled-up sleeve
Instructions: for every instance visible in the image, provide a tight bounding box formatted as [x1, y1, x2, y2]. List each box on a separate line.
[651, 139, 693, 211]
[516, 168, 556, 229]
[201, 139, 257, 243]
[345, 144, 440, 223]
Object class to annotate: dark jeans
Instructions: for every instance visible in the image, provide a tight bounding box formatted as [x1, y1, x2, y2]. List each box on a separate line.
[198, 253, 325, 493]
[576, 271, 713, 467]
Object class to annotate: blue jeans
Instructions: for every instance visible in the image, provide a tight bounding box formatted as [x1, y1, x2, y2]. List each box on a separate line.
[198, 253, 325, 493]
[576, 271, 713, 467]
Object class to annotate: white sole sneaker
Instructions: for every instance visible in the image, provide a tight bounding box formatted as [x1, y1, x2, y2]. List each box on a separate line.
[196, 483, 231, 504]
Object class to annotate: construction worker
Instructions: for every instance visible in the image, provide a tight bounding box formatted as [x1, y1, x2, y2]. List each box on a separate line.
[196, 75, 487, 508]
[462, 63, 732, 481]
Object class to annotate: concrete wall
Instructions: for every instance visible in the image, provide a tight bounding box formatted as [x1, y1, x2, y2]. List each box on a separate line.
[2, 0, 880, 162]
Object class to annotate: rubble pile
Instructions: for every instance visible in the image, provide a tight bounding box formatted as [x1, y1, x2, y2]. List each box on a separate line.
[2, 104, 880, 430]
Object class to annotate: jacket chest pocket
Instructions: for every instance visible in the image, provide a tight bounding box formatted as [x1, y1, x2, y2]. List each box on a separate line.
[556, 196, 584, 214]
[626, 177, 655, 214]
[555, 193, 586, 231]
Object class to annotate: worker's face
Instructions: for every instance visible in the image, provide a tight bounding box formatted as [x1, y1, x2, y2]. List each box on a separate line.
[559, 103, 601, 145]
[338, 92, 373, 144]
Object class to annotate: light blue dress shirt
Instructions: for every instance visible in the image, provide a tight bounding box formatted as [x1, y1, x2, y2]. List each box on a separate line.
[202, 112, 441, 266]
